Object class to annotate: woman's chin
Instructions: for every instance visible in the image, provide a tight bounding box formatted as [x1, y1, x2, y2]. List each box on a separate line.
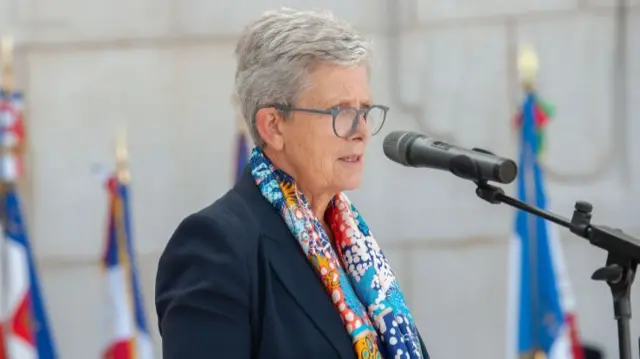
[334, 175, 363, 192]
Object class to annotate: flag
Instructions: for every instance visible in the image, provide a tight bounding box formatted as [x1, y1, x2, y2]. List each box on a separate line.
[0, 89, 58, 359]
[506, 91, 584, 359]
[101, 175, 154, 359]
[1, 187, 58, 359]
[234, 123, 249, 183]
[0, 91, 25, 182]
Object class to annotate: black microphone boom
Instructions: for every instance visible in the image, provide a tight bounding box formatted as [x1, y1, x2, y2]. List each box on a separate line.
[383, 129, 639, 359]
[474, 182, 639, 359]
[383, 131, 518, 184]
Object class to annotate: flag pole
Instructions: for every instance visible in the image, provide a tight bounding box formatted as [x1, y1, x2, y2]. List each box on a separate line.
[0, 35, 13, 355]
[115, 126, 130, 185]
[517, 45, 546, 359]
[0, 37, 26, 181]
[1, 37, 13, 189]
[111, 126, 143, 356]
[1, 37, 12, 95]
[0, 37, 25, 184]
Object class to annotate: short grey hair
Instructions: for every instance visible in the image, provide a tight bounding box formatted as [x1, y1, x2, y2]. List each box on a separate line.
[234, 8, 373, 147]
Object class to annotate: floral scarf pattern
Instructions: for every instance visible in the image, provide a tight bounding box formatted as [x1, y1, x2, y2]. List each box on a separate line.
[249, 147, 423, 359]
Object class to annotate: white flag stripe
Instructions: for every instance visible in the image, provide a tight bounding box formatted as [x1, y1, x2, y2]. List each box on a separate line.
[105, 266, 136, 340]
[547, 223, 576, 311]
[104, 261, 155, 358]
[3, 232, 38, 358]
[549, 326, 572, 359]
[136, 333, 155, 359]
[5, 338, 36, 359]
[4, 240, 29, 318]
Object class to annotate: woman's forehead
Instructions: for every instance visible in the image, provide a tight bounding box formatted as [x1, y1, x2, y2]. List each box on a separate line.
[301, 66, 371, 107]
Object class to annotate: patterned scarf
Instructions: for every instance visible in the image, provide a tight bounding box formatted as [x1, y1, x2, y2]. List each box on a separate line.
[249, 148, 423, 359]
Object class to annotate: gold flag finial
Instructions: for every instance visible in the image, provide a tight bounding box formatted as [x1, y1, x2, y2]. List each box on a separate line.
[115, 126, 130, 183]
[518, 44, 538, 88]
[533, 349, 547, 359]
[1, 36, 13, 93]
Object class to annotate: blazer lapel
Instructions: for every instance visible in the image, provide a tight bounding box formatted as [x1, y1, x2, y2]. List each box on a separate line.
[234, 168, 354, 359]
[265, 233, 354, 358]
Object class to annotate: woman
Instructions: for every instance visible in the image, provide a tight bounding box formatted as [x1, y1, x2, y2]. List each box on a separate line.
[156, 8, 430, 359]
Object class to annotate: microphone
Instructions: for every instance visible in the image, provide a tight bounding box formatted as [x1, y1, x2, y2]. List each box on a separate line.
[383, 131, 518, 184]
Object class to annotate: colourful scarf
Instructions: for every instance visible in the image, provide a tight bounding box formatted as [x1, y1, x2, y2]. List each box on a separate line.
[249, 148, 423, 359]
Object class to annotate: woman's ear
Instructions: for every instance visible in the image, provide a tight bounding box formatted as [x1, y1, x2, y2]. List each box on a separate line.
[255, 107, 285, 151]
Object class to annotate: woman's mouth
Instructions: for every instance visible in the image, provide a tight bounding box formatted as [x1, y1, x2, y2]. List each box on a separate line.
[339, 155, 362, 163]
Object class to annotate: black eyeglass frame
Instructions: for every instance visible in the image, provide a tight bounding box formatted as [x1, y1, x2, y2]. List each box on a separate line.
[261, 103, 389, 139]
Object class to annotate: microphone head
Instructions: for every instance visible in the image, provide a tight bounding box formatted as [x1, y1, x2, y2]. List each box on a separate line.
[383, 131, 424, 166]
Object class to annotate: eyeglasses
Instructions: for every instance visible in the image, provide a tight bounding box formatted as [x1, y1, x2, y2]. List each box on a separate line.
[270, 104, 389, 138]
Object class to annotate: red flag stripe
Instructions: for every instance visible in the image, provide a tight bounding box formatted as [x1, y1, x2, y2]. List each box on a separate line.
[10, 293, 36, 346]
[566, 313, 584, 359]
[0, 323, 7, 359]
[102, 339, 134, 359]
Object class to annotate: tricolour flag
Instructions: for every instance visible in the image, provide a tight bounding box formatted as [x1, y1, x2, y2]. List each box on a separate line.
[234, 122, 249, 183]
[0, 89, 58, 359]
[506, 90, 584, 359]
[101, 175, 154, 359]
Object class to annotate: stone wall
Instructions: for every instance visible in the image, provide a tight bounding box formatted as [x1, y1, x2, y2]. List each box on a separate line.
[0, 0, 638, 358]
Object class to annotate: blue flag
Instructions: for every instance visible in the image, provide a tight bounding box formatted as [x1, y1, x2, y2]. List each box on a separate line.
[507, 92, 583, 359]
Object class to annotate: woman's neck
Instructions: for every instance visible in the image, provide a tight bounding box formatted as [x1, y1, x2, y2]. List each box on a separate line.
[304, 192, 334, 221]
[262, 148, 337, 248]
[264, 148, 335, 220]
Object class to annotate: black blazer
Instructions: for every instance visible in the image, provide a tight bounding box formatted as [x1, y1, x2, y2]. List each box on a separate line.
[155, 168, 430, 359]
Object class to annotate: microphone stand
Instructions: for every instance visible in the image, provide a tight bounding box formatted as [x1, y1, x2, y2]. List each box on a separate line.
[474, 180, 639, 359]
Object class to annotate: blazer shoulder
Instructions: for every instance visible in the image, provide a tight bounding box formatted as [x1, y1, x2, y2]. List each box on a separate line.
[155, 188, 261, 311]
[164, 188, 261, 260]
[155, 188, 260, 346]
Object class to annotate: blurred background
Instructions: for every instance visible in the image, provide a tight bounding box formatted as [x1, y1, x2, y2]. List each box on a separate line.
[0, 0, 639, 358]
